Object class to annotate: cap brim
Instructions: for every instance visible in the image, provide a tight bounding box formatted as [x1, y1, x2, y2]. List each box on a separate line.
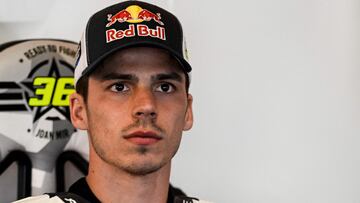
[80, 41, 192, 79]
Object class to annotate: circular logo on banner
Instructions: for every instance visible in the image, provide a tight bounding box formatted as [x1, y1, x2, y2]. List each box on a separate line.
[0, 39, 77, 153]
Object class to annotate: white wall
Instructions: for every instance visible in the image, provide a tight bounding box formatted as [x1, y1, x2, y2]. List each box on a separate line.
[1, 0, 360, 202]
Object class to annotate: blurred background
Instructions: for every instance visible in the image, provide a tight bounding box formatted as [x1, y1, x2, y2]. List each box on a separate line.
[1, 0, 360, 202]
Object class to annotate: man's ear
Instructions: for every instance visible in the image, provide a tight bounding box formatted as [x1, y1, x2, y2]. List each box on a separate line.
[69, 92, 88, 130]
[183, 93, 193, 131]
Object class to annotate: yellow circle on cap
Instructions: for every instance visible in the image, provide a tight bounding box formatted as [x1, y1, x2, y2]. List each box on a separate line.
[126, 5, 144, 23]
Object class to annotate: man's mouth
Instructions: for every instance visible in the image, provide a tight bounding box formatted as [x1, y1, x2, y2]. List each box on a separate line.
[124, 131, 162, 145]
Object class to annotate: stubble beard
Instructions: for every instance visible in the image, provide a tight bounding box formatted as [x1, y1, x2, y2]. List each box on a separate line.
[90, 119, 180, 176]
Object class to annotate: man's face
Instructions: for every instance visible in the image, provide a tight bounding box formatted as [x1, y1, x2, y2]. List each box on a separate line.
[71, 47, 193, 176]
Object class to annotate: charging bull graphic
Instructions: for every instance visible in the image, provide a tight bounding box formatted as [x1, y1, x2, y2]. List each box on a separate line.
[106, 10, 132, 26]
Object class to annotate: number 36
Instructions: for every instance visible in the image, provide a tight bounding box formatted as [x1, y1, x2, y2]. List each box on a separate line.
[29, 77, 75, 107]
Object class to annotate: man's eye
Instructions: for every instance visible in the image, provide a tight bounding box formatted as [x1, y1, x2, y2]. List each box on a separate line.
[110, 83, 129, 92]
[155, 83, 174, 93]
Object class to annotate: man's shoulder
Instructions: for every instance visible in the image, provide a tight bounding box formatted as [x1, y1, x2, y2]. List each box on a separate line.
[169, 185, 213, 203]
[13, 194, 214, 203]
[12, 193, 90, 203]
[12, 179, 213, 203]
[174, 196, 214, 203]
[12, 195, 64, 203]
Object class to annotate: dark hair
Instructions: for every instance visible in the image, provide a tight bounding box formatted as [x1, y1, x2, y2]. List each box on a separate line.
[76, 71, 190, 102]
[75, 74, 90, 101]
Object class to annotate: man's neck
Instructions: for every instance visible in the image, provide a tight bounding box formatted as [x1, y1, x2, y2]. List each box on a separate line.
[86, 151, 171, 203]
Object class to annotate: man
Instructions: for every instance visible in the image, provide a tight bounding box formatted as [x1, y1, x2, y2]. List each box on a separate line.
[14, 1, 210, 203]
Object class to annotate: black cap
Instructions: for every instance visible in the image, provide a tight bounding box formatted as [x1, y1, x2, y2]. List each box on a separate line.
[74, 0, 191, 85]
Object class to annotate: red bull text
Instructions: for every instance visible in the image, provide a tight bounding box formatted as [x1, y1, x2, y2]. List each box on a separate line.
[106, 24, 166, 43]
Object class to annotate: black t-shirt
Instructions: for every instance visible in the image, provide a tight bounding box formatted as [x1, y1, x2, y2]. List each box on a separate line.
[67, 177, 189, 203]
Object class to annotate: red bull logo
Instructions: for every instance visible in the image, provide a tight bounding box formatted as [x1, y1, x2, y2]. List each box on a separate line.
[106, 5, 164, 27]
[105, 5, 166, 43]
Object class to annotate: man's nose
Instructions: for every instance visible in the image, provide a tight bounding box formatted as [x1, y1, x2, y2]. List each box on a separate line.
[132, 88, 157, 120]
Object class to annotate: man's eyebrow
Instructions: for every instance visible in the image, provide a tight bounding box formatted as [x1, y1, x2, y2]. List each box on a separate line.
[98, 73, 138, 82]
[151, 72, 183, 82]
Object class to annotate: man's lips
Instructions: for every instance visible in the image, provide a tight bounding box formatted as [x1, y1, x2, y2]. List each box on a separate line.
[124, 131, 162, 145]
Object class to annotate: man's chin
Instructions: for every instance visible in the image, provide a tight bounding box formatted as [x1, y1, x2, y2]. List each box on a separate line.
[96, 145, 170, 176]
[121, 160, 166, 176]
[135, 145, 151, 155]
